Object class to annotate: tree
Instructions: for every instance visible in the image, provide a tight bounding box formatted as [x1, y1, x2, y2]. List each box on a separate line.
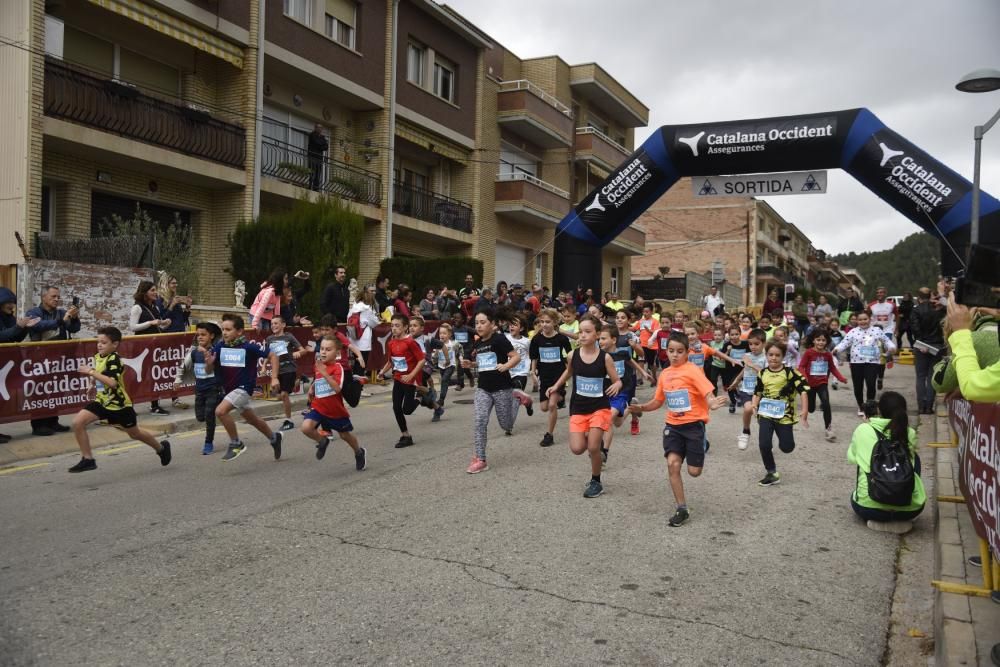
[830, 232, 941, 295]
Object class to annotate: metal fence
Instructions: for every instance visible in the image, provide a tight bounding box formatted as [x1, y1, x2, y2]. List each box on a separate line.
[393, 181, 473, 233]
[36, 234, 154, 269]
[260, 136, 382, 206]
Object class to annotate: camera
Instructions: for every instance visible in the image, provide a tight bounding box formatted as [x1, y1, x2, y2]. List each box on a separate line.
[954, 244, 1000, 308]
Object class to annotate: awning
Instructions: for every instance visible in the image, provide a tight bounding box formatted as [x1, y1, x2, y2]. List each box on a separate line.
[396, 121, 469, 164]
[87, 0, 244, 68]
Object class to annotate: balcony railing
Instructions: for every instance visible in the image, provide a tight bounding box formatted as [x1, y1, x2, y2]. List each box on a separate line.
[43, 58, 245, 168]
[575, 126, 628, 155]
[260, 136, 382, 206]
[495, 171, 569, 198]
[755, 263, 799, 285]
[393, 181, 472, 233]
[497, 80, 572, 117]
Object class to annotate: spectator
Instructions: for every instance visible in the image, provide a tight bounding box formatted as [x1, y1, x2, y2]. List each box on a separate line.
[909, 287, 945, 414]
[702, 285, 724, 316]
[944, 294, 1000, 401]
[458, 274, 480, 300]
[605, 292, 625, 312]
[791, 294, 809, 336]
[762, 288, 783, 318]
[896, 291, 915, 349]
[26, 286, 81, 436]
[280, 270, 312, 326]
[348, 285, 381, 377]
[0, 288, 38, 444]
[509, 284, 526, 311]
[374, 275, 391, 315]
[495, 281, 510, 307]
[393, 285, 413, 318]
[841, 292, 864, 316]
[321, 265, 351, 322]
[156, 275, 191, 334]
[129, 280, 173, 416]
[475, 288, 495, 314]
[418, 288, 439, 320]
[250, 269, 288, 331]
[814, 295, 835, 319]
[525, 284, 543, 314]
[307, 123, 328, 191]
[436, 285, 459, 319]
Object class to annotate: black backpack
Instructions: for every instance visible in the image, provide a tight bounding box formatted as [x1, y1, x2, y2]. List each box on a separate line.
[866, 426, 915, 506]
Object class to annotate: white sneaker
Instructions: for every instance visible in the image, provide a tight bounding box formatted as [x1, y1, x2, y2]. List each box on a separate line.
[866, 519, 913, 535]
[737, 433, 750, 451]
[857, 409, 865, 418]
[824, 428, 836, 442]
[830, 380, 839, 391]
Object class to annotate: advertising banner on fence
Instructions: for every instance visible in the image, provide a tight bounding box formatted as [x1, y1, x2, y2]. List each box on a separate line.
[948, 397, 1000, 559]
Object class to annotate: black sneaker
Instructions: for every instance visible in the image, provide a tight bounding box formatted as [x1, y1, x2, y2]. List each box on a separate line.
[395, 435, 414, 449]
[52, 423, 71, 433]
[583, 479, 603, 498]
[526, 402, 534, 417]
[758, 472, 781, 487]
[601, 449, 608, 466]
[32, 427, 55, 437]
[68, 457, 97, 473]
[315, 436, 330, 460]
[668, 508, 690, 527]
[222, 441, 246, 462]
[150, 406, 169, 416]
[355, 446, 367, 471]
[270, 432, 283, 460]
[504, 430, 512, 437]
[279, 419, 295, 431]
[158, 441, 172, 466]
[540, 432, 554, 447]
[876, 378, 884, 391]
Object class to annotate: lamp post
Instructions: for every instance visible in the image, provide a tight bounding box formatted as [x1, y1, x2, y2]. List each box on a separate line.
[955, 68, 1000, 247]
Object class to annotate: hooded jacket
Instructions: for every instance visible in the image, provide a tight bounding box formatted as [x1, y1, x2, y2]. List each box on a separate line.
[0, 287, 27, 343]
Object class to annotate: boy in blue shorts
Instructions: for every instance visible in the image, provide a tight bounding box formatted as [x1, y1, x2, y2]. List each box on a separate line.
[600, 325, 650, 466]
[728, 328, 767, 451]
[300, 336, 366, 470]
[629, 331, 727, 526]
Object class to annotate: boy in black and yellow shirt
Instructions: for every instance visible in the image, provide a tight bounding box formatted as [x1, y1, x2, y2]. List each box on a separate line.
[69, 326, 171, 473]
[751, 339, 809, 487]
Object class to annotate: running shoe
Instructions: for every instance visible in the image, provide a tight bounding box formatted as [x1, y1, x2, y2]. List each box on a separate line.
[222, 441, 246, 461]
[830, 380, 839, 391]
[758, 472, 781, 487]
[355, 446, 367, 471]
[431, 408, 442, 423]
[583, 479, 603, 498]
[270, 432, 283, 460]
[279, 419, 295, 431]
[668, 508, 690, 527]
[728, 405, 736, 414]
[316, 436, 330, 460]
[202, 442, 214, 455]
[857, 409, 866, 418]
[505, 430, 512, 436]
[513, 389, 533, 413]
[600, 449, 608, 466]
[150, 406, 169, 415]
[395, 435, 414, 449]
[737, 433, 750, 451]
[630, 417, 640, 436]
[824, 428, 836, 442]
[68, 457, 97, 473]
[539, 432, 554, 447]
[158, 441, 172, 466]
[877, 378, 884, 391]
[466, 457, 488, 474]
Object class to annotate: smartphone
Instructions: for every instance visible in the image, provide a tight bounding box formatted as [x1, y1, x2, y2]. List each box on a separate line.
[72, 296, 80, 307]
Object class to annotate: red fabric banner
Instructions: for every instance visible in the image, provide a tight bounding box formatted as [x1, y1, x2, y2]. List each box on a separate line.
[948, 397, 1000, 559]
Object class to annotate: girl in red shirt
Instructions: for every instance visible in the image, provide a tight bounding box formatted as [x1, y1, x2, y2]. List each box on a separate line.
[379, 314, 426, 449]
[797, 329, 847, 443]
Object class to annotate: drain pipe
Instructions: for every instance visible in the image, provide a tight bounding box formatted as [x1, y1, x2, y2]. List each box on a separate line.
[384, 0, 399, 258]
[251, 0, 266, 220]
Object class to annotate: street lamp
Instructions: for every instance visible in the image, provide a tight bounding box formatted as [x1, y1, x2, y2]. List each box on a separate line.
[955, 68, 1000, 247]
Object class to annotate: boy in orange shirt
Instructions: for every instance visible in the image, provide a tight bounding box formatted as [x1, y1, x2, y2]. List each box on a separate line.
[630, 331, 728, 526]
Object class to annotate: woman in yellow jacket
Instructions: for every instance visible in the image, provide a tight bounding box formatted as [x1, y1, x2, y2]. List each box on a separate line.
[847, 391, 925, 534]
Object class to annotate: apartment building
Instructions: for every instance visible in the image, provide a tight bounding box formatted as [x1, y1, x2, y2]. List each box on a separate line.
[633, 177, 854, 306]
[0, 0, 647, 306]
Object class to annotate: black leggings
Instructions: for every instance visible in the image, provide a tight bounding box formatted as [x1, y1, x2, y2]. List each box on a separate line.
[392, 382, 420, 432]
[721, 366, 741, 406]
[850, 363, 880, 408]
[758, 418, 795, 473]
[807, 384, 832, 428]
[706, 364, 724, 395]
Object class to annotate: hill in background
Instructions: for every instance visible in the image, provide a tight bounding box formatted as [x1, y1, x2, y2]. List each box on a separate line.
[830, 232, 941, 295]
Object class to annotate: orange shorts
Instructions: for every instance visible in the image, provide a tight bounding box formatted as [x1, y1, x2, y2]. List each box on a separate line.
[569, 409, 612, 433]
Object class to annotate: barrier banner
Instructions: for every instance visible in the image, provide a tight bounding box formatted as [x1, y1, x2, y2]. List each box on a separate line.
[0, 328, 314, 425]
[947, 397, 1000, 559]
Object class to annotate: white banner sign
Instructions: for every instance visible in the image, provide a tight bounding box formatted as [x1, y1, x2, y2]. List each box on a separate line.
[692, 171, 828, 197]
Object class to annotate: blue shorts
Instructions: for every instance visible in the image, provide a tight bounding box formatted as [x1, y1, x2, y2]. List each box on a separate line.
[303, 410, 353, 433]
[736, 390, 752, 406]
[608, 390, 634, 416]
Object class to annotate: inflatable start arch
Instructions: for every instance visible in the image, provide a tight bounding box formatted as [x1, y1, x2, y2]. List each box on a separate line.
[554, 108, 1000, 291]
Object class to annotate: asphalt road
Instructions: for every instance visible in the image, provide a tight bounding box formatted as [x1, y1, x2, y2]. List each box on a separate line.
[0, 368, 921, 666]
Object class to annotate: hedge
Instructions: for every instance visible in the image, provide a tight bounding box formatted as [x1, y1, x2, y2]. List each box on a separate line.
[379, 257, 483, 295]
[229, 196, 363, 319]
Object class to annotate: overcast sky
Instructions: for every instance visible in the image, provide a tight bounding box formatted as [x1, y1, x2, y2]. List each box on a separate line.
[447, 0, 1000, 255]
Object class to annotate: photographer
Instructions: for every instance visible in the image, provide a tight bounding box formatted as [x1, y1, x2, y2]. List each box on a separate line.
[909, 287, 945, 414]
[944, 293, 1000, 401]
[26, 285, 80, 435]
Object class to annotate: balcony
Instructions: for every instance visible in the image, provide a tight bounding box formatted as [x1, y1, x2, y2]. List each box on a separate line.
[260, 137, 381, 206]
[393, 182, 472, 233]
[569, 63, 649, 128]
[607, 224, 646, 256]
[496, 80, 574, 149]
[574, 127, 631, 172]
[43, 59, 245, 168]
[755, 263, 799, 286]
[494, 172, 570, 228]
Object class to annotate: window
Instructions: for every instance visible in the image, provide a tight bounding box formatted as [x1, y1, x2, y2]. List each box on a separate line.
[61, 26, 178, 95]
[535, 255, 543, 286]
[499, 144, 537, 177]
[41, 185, 54, 238]
[407, 43, 425, 86]
[433, 59, 455, 103]
[610, 267, 620, 295]
[324, 0, 355, 48]
[63, 25, 114, 77]
[284, 0, 313, 23]
[119, 48, 179, 96]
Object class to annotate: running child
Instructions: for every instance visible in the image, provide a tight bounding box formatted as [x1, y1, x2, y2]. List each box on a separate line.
[548, 315, 621, 498]
[684, 323, 741, 376]
[752, 338, 810, 487]
[266, 315, 304, 432]
[634, 304, 661, 379]
[69, 326, 172, 472]
[408, 315, 438, 411]
[205, 313, 283, 462]
[451, 311, 475, 390]
[379, 313, 426, 448]
[628, 331, 727, 525]
[431, 322, 462, 422]
[729, 328, 768, 450]
[601, 324, 651, 465]
[505, 314, 534, 418]
[529, 308, 572, 447]
[798, 328, 847, 442]
[300, 335, 366, 470]
[463, 309, 530, 473]
[707, 327, 727, 393]
[773, 325, 800, 369]
[173, 321, 223, 454]
[613, 309, 644, 434]
[720, 326, 749, 413]
[559, 305, 580, 348]
[827, 318, 845, 390]
[833, 310, 897, 417]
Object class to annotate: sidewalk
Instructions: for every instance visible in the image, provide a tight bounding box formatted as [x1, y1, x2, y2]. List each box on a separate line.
[0, 380, 394, 468]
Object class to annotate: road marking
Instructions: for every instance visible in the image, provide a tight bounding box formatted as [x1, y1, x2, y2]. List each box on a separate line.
[99, 444, 143, 456]
[0, 462, 50, 476]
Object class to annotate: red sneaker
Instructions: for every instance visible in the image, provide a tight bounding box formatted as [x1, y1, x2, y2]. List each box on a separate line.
[630, 417, 640, 436]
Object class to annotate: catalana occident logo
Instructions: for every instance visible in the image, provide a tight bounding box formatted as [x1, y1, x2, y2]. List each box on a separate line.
[875, 140, 954, 214]
[676, 118, 837, 158]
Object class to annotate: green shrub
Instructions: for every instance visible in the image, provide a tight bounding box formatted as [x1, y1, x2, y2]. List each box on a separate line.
[379, 257, 483, 295]
[229, 196, 363, 318]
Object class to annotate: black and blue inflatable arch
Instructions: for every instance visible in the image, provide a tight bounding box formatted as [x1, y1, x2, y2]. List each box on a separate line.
[554, 108, 1000, 291]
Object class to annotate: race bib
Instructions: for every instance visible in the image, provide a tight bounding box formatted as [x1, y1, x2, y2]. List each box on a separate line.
[194, 362, 211, 379]
[269, 340, 288, 357]
[435, 350, 448, 367]
[730, 349, 746, 360]
[641, 321, 652, 330]
[391, 356, 408, 372]
[858, 345, 879, 363]
[809, 360, 829, 377]
[477, 352, 498, 372]
[220, 348, 246, 367]
[455, 331, 469, 343]
[689, 353, 705, 368]
[512, 356, 530, 375]
[575, 376, 604, 398]
[95, 380, 105, 393]
[759, 397, 787, 419]
[741, 373, 757, 394]
[313, 378, 335, 398]
[539, 346, 562, 363]
[665, 389, 691, 413]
